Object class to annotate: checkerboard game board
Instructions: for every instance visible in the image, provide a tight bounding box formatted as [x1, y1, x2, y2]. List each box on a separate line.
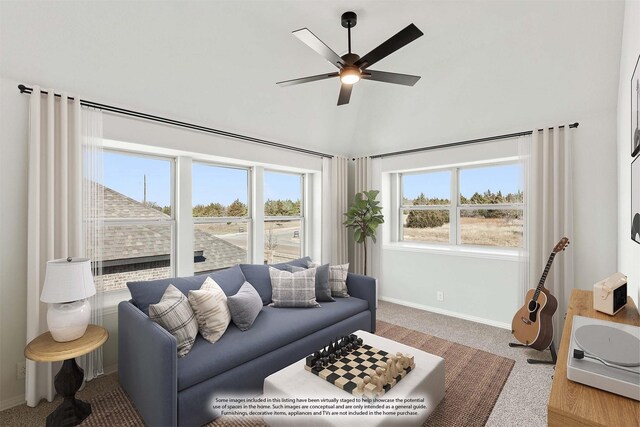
[304, 344, 413, 398]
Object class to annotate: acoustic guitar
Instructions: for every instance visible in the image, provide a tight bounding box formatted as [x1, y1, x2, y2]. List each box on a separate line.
[511, 237, 569, 351]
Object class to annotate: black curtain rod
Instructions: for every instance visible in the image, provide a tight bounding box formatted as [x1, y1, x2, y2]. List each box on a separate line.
[370, 122, 579, 159]
[17, 84, 334, 159]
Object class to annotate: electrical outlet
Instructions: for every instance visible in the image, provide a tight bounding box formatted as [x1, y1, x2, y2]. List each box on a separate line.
[437, 291, 444, 302]
[17, 361, 26, 379]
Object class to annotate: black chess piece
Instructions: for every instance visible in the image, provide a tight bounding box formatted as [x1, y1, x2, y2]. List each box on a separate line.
[314, 360, 322, 371]
[306, 354, 316, 367]
[357, 338, 363, 346]
[322, 357, 329, 366]
[329, 353, 336, 363]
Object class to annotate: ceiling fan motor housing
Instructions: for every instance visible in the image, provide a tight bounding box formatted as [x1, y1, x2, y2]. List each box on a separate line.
[341, 11, 357, 28]
[341, 53, 360, 65]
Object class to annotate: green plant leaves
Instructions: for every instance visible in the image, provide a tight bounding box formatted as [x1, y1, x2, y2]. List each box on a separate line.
[343, 189, 384, 241]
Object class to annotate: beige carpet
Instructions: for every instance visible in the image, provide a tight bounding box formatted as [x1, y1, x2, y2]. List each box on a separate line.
[0, 321, 514, 427]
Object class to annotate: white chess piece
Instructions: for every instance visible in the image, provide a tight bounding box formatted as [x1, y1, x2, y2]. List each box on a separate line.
[376, 367, 388, 388]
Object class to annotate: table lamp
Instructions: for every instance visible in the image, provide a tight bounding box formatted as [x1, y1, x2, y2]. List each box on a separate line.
[41, 257, 96, 342]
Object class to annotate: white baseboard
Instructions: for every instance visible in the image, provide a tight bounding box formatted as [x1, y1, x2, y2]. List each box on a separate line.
[379, 296, 511, 330]
[0, 394, 26, 411]
[1, 365, 119, 412]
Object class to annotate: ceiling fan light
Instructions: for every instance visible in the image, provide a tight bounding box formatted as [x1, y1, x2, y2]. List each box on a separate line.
[340, 68, 361, 85]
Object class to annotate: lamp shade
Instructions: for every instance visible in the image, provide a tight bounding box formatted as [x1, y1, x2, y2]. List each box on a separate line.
[41, 258, 96, 303]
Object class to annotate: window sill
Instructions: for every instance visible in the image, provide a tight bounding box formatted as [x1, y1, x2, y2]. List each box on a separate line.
[383, 242, 520, 261]
[101, 288, 132, 315]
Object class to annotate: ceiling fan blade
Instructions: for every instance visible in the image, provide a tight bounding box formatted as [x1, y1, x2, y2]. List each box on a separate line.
[293, 28, 345, 69]
[354, 24, 423, 69]
[362, 70, 421, 86]
[277, 72, 339, 87]
[337, 84, 353, 106]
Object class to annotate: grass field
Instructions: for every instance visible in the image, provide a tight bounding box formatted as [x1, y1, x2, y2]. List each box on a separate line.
[404, 217, 523, 247]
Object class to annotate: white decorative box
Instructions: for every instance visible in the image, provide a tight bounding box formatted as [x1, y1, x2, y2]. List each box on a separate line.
[593, 273, 627, 316]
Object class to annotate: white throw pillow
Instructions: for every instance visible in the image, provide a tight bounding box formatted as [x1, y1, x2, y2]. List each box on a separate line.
[148, 285, 198, 357]
[188, 277, 232, 344]
[329, 263, 350, 297]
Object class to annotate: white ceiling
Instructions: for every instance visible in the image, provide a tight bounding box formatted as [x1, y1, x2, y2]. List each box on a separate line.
[0, 0, 625, 157]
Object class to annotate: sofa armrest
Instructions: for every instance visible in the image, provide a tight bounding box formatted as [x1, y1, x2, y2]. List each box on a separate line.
[118, 300, 178, 427]
[346, 273, 377, 333]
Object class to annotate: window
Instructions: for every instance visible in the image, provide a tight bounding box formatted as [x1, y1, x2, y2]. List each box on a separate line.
[192, 163, 250, 273]
[264, 171, 303, 263]
[400, 163, 523, 248]
[401, 170, 451, 243]
[96, 151, 175, 292]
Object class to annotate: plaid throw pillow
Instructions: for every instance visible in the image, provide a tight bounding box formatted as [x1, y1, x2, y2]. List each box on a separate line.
[329, 263, 350, 298]
[269, 266, 320, 308]
[289, 263, 334, 302]
[188, 277, 231, 344]
[149, 285, 199, 357]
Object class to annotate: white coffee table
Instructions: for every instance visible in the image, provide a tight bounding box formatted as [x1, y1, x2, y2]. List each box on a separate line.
[263, 330, 445, 426]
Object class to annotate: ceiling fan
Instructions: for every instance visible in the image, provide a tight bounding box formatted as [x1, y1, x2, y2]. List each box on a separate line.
[277, 11, 423, 106]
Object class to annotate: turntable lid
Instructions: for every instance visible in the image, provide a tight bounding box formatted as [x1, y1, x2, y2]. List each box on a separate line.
[575, 325, 640, 367]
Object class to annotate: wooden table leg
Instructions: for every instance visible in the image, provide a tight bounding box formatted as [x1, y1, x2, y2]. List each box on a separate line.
[45, 358, 91, 427]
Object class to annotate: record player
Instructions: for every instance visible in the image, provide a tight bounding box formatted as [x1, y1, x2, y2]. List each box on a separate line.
[567, 315, 640, 401]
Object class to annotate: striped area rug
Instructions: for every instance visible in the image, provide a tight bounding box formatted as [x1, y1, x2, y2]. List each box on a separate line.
[376, 320, 515, 427]
[26, 321, 513, 427]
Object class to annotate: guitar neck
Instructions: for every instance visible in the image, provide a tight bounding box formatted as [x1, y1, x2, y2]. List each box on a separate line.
[533, 253, 556, 300]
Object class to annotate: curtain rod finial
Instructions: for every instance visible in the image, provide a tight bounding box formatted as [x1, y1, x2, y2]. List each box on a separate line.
[18, 84, 27, 93]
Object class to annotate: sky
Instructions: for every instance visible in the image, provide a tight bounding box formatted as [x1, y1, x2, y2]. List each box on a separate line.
[104, 152, 518, 206]
[104, 152, 301, 207]
[403, 164, 522, 200]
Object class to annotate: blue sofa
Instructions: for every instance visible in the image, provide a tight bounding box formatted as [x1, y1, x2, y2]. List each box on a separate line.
[118, 258, 376, 427]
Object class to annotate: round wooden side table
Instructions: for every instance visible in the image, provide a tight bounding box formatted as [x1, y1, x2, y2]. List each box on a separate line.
[25, 325, 108, 427]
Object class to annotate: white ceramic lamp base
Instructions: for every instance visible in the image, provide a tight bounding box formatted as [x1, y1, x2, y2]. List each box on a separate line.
[47, 299, 91, 342]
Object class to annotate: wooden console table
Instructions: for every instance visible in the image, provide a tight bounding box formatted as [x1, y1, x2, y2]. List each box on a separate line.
[547, 289, 639, 426]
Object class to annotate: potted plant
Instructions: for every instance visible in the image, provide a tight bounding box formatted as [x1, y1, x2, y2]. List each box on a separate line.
[343, 190, 384, 275]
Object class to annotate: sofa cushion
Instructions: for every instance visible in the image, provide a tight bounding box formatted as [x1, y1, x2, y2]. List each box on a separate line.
[269, 266, 319, 308]
[188, 277, 231, 344]
[149, 285, 199, 357]
[176, 296, 369, 391]
[240, 257, 312, 305]
[227, 282, 263, 331]
[127, 265, 246, 315]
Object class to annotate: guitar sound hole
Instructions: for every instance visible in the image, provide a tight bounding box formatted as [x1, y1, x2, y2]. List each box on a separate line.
[528, 300, 538, 312]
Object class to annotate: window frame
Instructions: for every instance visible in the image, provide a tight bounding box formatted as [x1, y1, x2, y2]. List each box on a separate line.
[399, 160, 523, 249]
[98, 149, 177, 293]
[263, 170, 305, 261]
[191, 161, 253, 270]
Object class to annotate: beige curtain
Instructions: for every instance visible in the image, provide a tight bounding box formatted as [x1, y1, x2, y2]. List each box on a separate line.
[322, 156, 348, 265]
[353, 157, 372, 275]
[26, 88, 104, 406]
[528, 126, 575, 347]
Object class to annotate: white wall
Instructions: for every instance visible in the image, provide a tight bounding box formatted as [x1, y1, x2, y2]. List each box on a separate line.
[0, 76, 30, 409]
[617, 0, 640, 308]
[381, 248, 519, 327]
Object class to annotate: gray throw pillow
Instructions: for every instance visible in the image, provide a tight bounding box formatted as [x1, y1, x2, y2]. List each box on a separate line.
[269, 266, 320, 308]
[227, 282, 263, 331]
[288, 262, 334, 302]
[329, 263, 350, 298]
[148, 285, 199, 357]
